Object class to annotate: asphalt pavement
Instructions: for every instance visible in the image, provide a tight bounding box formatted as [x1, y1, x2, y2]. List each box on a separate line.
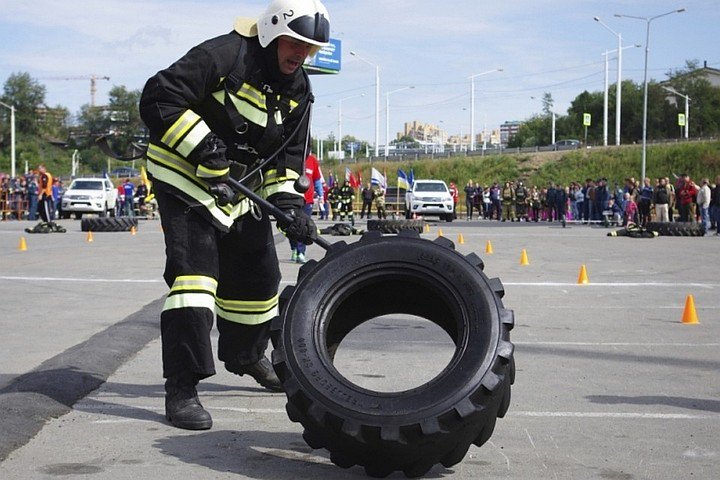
[0, 216, 718, 479]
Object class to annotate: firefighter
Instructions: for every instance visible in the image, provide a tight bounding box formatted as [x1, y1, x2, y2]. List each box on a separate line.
[339, 180, 355, 225]
[514, 181, 528, 222]
[373, 184, 387, 219]
[139, 0, 330, 431]
[501, 181, 516, 222]
[328, 183, 342, 220]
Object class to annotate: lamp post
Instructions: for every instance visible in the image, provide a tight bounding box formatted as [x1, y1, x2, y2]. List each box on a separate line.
[594, 16, 625, 146]
[385, 86, 414, 158]
[0, 100, 16, 178]
[601, 44, 641, 146]
[616, 8, 686, 181]
[469, 68, 503, 152]
[338, 93, 365, 159]
[662, 85, 690, 139]
[349, 51, 380, 159]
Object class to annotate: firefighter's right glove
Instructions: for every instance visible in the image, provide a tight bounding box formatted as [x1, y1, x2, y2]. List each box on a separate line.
[277, 209, 318, 245]
[192, 134, 230, 182]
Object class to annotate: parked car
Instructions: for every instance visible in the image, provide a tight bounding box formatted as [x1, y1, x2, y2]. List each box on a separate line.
[110, 167, 140, 178]
[553, 139, 581, 150]
[61, 177, 118, 219]
[405, 179, 455, 222]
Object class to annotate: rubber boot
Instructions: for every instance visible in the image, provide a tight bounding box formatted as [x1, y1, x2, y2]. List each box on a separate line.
[225, 356, 283, 392]
[165, 372, 212, 430]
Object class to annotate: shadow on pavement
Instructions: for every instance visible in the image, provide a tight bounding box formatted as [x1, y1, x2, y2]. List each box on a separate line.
[586, 395, 720, 413]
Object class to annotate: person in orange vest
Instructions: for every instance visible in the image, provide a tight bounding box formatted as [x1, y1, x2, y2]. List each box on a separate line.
[37, 164, 54, 222]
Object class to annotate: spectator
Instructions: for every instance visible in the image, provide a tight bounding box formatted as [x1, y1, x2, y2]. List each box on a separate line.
[594, 178, 610, 222]
[52, 178, 64, 220]
[464, 180, 475, 220]
[121, 178, 135, 217]
[26, 173, 39, 221]
[583, 178, 595, 222]
[320, 183, 330, 220]
[373, 184, 386, 220]
[572, 182, 584, 221]
[637, 177, 654, 226]
[473, 182, 483, 218]
[359, 182, 374, 219]
[623, 192, 638, 226]
[665, 176, 676, 221]
[697, 178, 711, 232]
[545, 182, 557, 222]
[555, 184, 568, 224]
[290, 153, 323, 264]
[529, 185, 541, 222]
[482, 185, 491, 219]
[710, 175, 720, 234]
[489, 182, 502, 221]
[448, 181, 459, 219]
[514, 181, 528, 222]
[607, 198, 623, 226]
[135, 182, 149, 216]
[676, 174, 698, 222]
[653, 177, 670, 222]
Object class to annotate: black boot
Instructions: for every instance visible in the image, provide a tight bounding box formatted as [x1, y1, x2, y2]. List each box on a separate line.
[225, 356, 283, 392]
[165, 373, 212, 430]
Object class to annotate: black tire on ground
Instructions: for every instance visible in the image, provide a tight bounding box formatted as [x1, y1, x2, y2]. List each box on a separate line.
[271, 231, 515, 477]
[645, 221, 705, 237]
[74, 212, 82, 220]
[81, 217, 139, 232]
[366, 219, 424, 234]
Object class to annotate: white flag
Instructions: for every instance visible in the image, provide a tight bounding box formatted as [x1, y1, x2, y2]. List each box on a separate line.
[371, 167, 386, 190]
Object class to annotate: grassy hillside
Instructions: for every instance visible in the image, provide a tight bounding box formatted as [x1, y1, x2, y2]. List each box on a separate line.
[336, 140, 720, 188]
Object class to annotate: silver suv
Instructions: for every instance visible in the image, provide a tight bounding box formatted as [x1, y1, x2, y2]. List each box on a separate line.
[61, 177, 118, 219]
[405, 179, 455, 222]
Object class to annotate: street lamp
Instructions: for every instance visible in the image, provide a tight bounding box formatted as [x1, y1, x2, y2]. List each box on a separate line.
[349, 51, 380, 159]
[0, 100, 16, 178]
[469, 68, 502, 152]
[601, 44, 641, 146]
[615, 7, 686, 181]
[594, 16, 626, 146]
[385, 86, 414, 158]
[338, 93, 365, 159]
[662, 85, 690, 140]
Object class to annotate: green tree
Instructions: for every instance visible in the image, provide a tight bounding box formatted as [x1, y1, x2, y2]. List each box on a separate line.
[1, 72, 47, 134]
[663, 60, 720, 137]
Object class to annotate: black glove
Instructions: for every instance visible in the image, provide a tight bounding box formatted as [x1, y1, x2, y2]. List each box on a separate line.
[278, 209, 318, 245]
[192, 134, 229, 182]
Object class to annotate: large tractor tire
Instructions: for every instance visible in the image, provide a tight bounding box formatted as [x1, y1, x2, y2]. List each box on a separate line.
[271, 231, 515, 477]
[366, 219, 424, 234]
[81, 217, 138, 232]
[645, 221, 705, 237]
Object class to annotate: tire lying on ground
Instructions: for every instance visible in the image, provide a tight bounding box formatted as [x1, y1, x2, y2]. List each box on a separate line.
[81, 217, 138, 232]
[271, 230, 515, 478]
[645, 221, 705, 237]
[366, 218, 424, 234]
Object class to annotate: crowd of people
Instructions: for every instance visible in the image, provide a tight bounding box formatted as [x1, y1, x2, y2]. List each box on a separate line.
[461, 174, 720, 233]
[0, 167, 63, 221]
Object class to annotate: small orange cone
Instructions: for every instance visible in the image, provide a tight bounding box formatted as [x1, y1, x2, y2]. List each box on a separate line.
[130, 225, 137, 236]
[458, 233, 465, 244]
[19, 237, 28, 251]
[681, 295, 699, 324]
[485, 240, 493, 254]
[437, 228, 444, 238]
[577, 265, 590, 285]
[424, 223, 430, 233]
[86, 230, 94, 243]
[520, 249, 529, 266]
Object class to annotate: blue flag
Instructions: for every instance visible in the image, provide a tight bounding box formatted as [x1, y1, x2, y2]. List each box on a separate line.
[408, 168, 415, 187]
[397, 169, 409, 190]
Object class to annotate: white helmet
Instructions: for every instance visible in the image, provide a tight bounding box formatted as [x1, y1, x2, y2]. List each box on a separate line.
[257, 0, 330, 52]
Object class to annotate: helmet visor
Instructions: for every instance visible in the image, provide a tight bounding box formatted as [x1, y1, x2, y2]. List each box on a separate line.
[288, 12, 330, 45]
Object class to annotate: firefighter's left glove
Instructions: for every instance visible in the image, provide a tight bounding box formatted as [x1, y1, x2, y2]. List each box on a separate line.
[192, 134, 230, 182]
[277, 209, 318, 245]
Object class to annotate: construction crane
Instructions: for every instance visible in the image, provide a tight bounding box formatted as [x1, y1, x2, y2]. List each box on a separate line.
[41, 74, 110, 107]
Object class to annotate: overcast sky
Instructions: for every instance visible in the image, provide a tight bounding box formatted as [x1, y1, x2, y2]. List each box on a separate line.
[1, 0, 717, 145]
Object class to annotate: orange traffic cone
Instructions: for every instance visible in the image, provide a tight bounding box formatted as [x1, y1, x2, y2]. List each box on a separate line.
[424, 223, 430, 233]
[485, 240, 493, 254]
[130, 225, 137, 236]
[520, 249, 529, 266]
[458, 233, 465, 244]
[681, 295, 699, 324]
[86, 230, 94, 243]
[437, 228, 444, 238]
[577, 265, 590, 285]
[18, 236, 28, 251]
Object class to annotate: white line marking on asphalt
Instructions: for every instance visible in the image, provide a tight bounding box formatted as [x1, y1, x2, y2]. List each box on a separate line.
[0, 275, 162, 283]
[78, 403, 720, 421]
[514, 342, 720, 347]
[512, 411, 720, 419]
[505, 282, 720, 288]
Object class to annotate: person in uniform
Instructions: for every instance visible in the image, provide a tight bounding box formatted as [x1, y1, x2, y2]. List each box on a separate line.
[339, 180, 355, 225]
[501, 181, 515, 222]
[139, 0, 330, 430]
[373, 184, 386, 219]
[514, 181, 528, 222]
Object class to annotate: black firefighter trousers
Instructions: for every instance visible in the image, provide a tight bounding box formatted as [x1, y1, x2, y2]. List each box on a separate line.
[157, 189, 281, 380]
